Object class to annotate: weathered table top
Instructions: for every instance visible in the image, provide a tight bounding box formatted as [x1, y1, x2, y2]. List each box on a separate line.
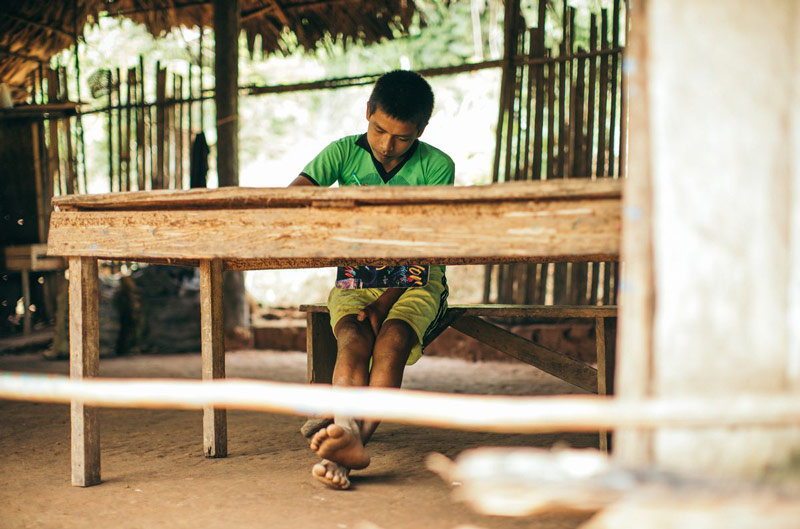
[47, 180, 621, 269]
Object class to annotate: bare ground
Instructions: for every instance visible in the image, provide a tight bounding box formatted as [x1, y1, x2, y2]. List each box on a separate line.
[0, 349, 597, 529]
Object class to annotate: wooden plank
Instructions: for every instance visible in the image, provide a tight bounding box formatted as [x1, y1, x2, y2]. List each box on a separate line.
[47, 197, 621, 263]
[450, 315, 597, 393]
[200, 258, 226, 457]
[300, 303, 618, 319]
[306, 312, 337, 384]
[51, 179, 622, 210]
[69, 256, 100, 486]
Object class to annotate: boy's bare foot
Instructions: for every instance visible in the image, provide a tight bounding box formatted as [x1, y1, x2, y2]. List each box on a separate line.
[312, 459, 351, 490]
[310, 423, 371, 470]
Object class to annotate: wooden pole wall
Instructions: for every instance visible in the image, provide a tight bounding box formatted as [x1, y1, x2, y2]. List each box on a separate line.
[488, 0, 627, 307]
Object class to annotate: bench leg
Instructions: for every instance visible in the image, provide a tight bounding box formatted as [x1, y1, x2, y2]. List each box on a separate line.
[200, 259, 226, 457]
[596, 316, 617, 452]
[306, 312, 337, 384]
[69, 257, 101, 486]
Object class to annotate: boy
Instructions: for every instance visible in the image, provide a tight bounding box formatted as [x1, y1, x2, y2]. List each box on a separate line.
[290, 70, 455, 489]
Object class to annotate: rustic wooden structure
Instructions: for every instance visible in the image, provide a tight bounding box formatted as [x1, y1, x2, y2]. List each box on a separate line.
[487, 0, 626, 307]
[45, 179, 621, 486]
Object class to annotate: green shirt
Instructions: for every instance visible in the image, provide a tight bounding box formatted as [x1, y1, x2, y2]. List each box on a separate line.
[300, 134, 455, 188]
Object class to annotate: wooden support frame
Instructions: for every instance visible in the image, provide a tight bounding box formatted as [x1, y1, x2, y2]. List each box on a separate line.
[200, 259, 226, 457]
[306, 312, 337, 384]
[69, 257, 100, 487]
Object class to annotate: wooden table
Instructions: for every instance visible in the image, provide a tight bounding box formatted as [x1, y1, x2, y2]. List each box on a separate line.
[3, 244, 65, 335]
[46, 180, 622, 486]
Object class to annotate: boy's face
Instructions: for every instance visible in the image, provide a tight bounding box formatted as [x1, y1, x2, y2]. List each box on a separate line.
[365, 104, 425, 168]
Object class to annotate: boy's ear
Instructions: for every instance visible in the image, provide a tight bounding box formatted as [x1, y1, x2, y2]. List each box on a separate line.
[365, 102, 372, 120]
[416, 124, 427, 138]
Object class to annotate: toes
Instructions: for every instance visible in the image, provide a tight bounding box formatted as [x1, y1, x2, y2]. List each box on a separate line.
[326, 424, 346, 439]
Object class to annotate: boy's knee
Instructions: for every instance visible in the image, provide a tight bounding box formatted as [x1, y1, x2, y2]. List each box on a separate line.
[374, 319, 416, 358]
[334, 315, 374, 349]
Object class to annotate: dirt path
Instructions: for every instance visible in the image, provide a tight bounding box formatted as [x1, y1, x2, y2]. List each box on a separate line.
[0, 350, 597, 529]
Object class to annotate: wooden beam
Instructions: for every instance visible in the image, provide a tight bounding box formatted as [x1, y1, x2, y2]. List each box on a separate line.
[450, 315, 598, 393]
[68, 257, 100, 486]
[4, 12, 74, 39]
[200, 259, 226, 457]
[47, 197, 621, 263]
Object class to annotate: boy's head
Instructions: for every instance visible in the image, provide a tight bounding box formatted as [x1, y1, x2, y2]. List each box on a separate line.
[365, 70, 434, 168]
[367, 70, 434, 132]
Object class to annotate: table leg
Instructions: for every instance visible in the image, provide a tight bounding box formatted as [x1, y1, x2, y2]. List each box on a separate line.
[200, 259, 226, 457]
[596, 316, 617, 452]
[306, 312, 337, 384]
[69, 257, 100, 486]
[21, 268, 31, 335]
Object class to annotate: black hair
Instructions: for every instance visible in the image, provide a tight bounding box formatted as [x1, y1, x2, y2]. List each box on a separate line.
[367, 70, 434, 131]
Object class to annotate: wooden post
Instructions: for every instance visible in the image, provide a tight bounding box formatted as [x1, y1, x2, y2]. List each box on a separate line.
[615, 0, 654, 466]
[214, 0, 239, 188]
[200, 259, 226, 457]
[214, 0, 248, 334]
[69, 257, 100, 486]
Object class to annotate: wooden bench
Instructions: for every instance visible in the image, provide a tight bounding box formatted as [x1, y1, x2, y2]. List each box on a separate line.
[300, 303, 617, 396]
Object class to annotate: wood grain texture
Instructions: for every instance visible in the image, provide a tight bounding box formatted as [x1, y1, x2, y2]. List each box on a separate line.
[200, 259, 226, 458]
[69, 257, 100, 487]
[450, 315, 598, 393]
[48, 194, 620, 265]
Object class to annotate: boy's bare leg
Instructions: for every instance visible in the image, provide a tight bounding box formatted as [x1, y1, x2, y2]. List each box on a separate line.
[310, 315, 373, 488]
[310, 317, 415, 487]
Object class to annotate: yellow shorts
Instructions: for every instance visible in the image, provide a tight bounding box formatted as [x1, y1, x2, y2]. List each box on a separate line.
[327, 266, 449, 365]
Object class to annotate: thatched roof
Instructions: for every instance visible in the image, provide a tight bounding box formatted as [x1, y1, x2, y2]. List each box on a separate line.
[0, 0, 425, 103]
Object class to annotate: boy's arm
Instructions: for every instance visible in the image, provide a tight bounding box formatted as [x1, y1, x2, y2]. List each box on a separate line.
[289, 174, 316, 186]
[358, 288, 406, 336]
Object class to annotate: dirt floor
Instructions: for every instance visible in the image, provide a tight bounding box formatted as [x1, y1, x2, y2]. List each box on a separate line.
[0, 348, 599, 529]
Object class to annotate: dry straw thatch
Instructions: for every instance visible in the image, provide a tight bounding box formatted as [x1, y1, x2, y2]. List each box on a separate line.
[0, 0, 426, 103]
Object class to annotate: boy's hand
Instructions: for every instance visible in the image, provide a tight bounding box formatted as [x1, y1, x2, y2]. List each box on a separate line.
[357, 288, 405, 336]
[357, 301, 388, 336]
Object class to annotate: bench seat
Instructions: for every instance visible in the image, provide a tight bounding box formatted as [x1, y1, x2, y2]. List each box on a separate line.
[299, 303, 617, 396]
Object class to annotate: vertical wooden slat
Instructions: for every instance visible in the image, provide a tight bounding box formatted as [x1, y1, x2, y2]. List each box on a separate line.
[200, 259, 227, 458]
[156, 63, 166, 190]
[552, 2, 571, 305]
[136, 57, 146, 191]
[69, 257, 100, 486]
[597, 9, 610, 178]
[607, 0, 621, 177]
[61, 67, 77, 195]
[116, 67, 123, 192]
[46, 69, 62, 195]
[177, 75, 184, 189]
[106, 70, 114, 192]
[520, 29, 533, 182]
